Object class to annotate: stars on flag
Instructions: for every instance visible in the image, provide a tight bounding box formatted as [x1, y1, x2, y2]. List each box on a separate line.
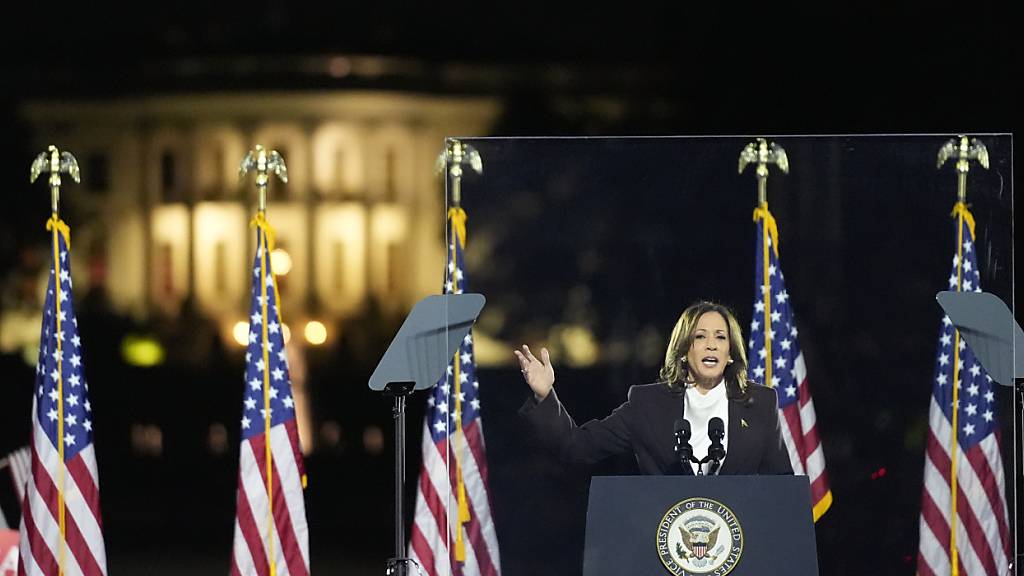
[930, 221, 1000, 448]
[33, 230, 96, 463]
[239, 231, 298, 438]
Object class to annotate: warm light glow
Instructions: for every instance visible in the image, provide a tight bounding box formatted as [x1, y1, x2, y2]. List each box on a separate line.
[0, 309, 42, 366]
[370, 205, 408, 297]
[121, 334, 166, 367]
[271, 248, 293, 276]
[130, 424, 164, 457]
[312, 123, 364, 193]
[363, 425, 384, 455]
[557, 324, 599, 368]
[193, 203, 247, 310]
[327, 57, 352, 78]
[150, 205, 190, 303]
[305, 321, 327, 345]
[233, 322, 250, 346]
[468, 329, 515, 368]
[21, 344, 38, 367]
[282, 323, 292, 344]
[319, 421, 342, 448]
[314, 205, 368, 314]
[207, 423, 228, 455]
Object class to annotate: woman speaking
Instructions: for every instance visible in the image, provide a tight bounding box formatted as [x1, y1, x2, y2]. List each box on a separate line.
[515, 301, 792, 476]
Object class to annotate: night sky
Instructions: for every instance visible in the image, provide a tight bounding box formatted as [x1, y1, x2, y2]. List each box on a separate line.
[1, 4, 1020, 575]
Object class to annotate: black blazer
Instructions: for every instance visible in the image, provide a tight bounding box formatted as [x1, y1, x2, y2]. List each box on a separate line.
[519, 382, 793, 476]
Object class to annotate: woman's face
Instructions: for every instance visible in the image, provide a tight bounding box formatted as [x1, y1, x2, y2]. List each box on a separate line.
[685, 311, 731, 387]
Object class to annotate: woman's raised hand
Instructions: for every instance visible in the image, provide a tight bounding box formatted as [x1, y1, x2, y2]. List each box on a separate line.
[513, 344, 555, 400]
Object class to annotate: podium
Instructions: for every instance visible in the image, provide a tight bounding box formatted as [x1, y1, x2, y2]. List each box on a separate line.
[583, 475, 818, 576]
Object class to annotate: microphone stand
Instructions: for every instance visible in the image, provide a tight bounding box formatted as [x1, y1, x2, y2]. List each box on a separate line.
[693, 452, 724, 476]
[675, 421, 726, 475]
[706, 453, 724, 476]
[706, 427, 726, 476]
[674, 425, 701, 474]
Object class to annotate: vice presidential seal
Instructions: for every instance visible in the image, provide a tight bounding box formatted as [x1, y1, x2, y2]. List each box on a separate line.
[656, 497, 743, 575]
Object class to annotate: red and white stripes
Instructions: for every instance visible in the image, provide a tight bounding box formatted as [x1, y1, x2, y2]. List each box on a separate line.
[2, 448, 31, 505]
[231, 421, 309, 576]
[777, 353, 831, 519]
[918, 397, 1010, 576]
[409, 420, 501, 576]
[18, 401, 106, 576]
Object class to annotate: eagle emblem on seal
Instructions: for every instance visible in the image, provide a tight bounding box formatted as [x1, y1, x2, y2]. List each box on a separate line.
[675, 516, 721, 561]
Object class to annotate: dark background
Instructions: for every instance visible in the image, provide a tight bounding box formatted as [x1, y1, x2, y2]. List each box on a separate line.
[1, 3, 1020, 575]
[457, 136, 1015, 576]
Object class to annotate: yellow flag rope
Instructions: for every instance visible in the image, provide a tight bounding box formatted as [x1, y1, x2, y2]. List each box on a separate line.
[251, 212, 277, 256]
[448, 207, 472, 562]
[252, 212, 278, 576]
[448, 207, 467, 250]
[250, 215, 307, 491]
[47, 216, 70, 576]
[752, 204, 780, 258]
[950, 201, 976, 239]
[753, 204, 777, 391]
[948, 201, 973, 576]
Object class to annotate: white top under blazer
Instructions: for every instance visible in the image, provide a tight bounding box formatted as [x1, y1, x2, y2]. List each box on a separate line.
[683, 379, 729, 475]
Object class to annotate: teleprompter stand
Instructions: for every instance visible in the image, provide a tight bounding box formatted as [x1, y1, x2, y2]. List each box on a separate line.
[937, 290, 1024, 571]
[369, 294, 485, 576]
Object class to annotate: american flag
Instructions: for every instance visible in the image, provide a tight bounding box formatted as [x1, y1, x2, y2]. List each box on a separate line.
[231, 224, 310, 576]
[748, 207, 832, 521]
[2, 447, 31, 506]
[18, 221, 108, 576]
[409, 207, 501, 576]
[917, 204, 1010, 576]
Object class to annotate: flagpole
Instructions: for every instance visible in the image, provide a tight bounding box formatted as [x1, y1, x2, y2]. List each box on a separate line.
[759, 188, 772, 390]
[30, 145, 80, 576]
[240, 145, 289, 576]
[739, 139, 789, 389]
[438, 139, 482, 565]
[936, 135, 988, 576]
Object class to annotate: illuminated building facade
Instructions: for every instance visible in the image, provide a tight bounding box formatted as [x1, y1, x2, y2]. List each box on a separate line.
[20, 92, 499, 337]
[11, 88, 498, 455]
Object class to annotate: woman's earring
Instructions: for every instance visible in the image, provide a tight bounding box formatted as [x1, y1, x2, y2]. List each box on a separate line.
[727, 358, 734, 364]
[680, 357, 693, 384]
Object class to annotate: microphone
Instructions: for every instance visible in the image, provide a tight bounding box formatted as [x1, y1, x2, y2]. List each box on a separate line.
[707, 417, 726, 475]
[673, 419, 696, 472]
